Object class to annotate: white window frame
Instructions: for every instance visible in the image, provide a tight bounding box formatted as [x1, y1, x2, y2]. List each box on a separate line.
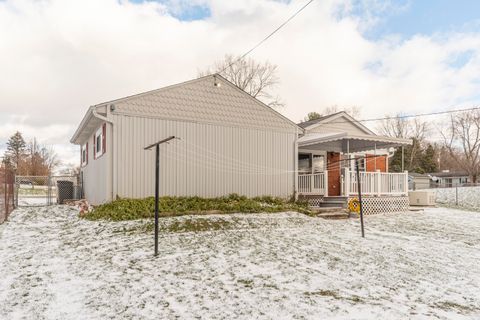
[298, 150, 327, 174]
[95, 127, 104, 159]
[81, 143, 88, 167]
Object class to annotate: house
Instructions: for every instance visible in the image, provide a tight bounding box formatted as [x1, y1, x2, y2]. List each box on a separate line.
[429, 170, 470, 188]
[296, 113, 412, 212]
[71, 75, 299, 204]
[71, 75, 412, 214]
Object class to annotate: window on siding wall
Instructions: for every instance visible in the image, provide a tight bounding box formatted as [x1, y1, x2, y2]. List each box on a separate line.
[94, 124, 106, 159]
[81, 143, 88, 166]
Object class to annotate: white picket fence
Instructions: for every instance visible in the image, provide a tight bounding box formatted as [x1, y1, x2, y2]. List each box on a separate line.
[342, 169, 408, 196]
[298, 173, 327, 195]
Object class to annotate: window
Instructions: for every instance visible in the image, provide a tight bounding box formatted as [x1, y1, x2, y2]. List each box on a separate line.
[94, 124, 106, 159]
[298, 153, 312, 174]
[81, 143, 88, 166]
[298, 153, 325, 174]
[312, 154, 325, 173]
[353, 155, 366, 171]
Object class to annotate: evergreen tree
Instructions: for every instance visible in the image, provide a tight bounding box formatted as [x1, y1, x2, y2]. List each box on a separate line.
[304, 112, 322, 122]
[5, 131, 26, 171]
[389, 139, 437, 174]
[420, 144, 437, 173]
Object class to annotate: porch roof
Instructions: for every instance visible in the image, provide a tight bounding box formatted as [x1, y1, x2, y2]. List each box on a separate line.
[298, 132, 412, 153]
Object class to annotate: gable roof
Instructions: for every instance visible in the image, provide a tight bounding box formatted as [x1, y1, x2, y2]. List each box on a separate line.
[297, 112, 344, 129]
[297, 111, 375, 135]
[71, 75, 300, 144]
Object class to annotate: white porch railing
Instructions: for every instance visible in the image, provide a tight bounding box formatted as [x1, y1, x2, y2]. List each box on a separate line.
[298, 173, 327, 195]
[341, 169, 408, 196]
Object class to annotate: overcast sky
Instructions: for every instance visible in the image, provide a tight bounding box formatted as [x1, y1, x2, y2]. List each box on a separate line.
[1, 0, 480, 167]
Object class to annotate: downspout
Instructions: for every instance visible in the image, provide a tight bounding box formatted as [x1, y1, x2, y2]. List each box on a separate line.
[294, 127, 299, 201]
[92, 105, 115, 202]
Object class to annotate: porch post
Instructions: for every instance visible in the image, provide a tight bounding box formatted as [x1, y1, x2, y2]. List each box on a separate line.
[347, 140, 350, 169]
[401, 146, 405, 172]
[404, 170, 409, 195]
[294, 129, 299, 200]
[324, 170, 328, 196]
[376, 169, 381, 196]
[344, 168, 350, 196]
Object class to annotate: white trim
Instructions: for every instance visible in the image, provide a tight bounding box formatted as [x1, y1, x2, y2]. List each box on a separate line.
[81, 143, 88, 167]
[70, 75, 301, 144]
[302, 112, 375, 135]
[94, 127, 104, 159]
[298, 132, 412, 148]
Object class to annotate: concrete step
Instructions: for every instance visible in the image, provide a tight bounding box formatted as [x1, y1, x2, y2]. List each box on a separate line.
[322, 196, 348, 202]
[319, 201, 347, 208]
[316, 212, 350, 220]
[312, 207, 344, 213]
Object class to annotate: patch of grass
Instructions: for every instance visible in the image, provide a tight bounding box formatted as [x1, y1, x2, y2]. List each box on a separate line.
[304, 290, 364, 304]
[433, 301, 477, 313]
[84, 194, 313, 221]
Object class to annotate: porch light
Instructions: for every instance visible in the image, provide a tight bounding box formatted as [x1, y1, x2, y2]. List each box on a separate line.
[213, 74, 221, 87]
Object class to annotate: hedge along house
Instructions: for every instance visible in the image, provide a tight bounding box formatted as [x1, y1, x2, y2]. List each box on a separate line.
[70, 75, 300, 205]
[296, 112, 412, 213]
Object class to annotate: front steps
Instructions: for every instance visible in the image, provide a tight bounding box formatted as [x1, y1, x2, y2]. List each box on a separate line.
[311, 206, 349, 219]
[298, 195, 351, 219]
[319, 196, 348, 208]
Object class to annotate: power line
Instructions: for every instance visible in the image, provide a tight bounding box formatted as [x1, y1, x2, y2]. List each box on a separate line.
[217, 0, 315, 75]
[315, 106, 480, 125]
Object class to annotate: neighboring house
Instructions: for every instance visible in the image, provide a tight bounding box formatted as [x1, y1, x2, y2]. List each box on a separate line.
[429, 171, 470, 188]
[71, 75, 412, 213]
[71, 75, 299, 205]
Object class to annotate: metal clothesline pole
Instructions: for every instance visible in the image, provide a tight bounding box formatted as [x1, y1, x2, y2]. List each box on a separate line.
[144, 135, 178, 256]
[355, 159, 365, 238]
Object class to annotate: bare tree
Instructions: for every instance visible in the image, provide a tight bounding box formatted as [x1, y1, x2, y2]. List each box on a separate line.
[20, 138, 60, 176]
[322, 105, 361, 118]
[301, 106, 361, 123]
[198, 54, 283, 108]
[379, 114, 429, 172]
[442, 110, 480, 183]
[378, 114, 428, 140]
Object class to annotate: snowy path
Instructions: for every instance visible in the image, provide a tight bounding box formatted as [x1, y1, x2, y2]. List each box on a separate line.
[0, 206, 479, 319]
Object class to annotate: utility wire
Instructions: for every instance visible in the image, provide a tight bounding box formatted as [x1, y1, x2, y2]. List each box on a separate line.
[216, 0, 315, 75]
[312, 106, 480, 125]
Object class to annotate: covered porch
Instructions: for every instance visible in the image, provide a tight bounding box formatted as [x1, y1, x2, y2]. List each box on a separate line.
[296, 132, 411, 198]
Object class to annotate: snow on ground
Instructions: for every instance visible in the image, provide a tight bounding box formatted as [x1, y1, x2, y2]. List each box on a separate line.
[431, 186, 480, 211]
[0, 206, 479, 320]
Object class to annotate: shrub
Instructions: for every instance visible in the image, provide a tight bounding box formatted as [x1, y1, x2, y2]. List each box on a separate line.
[84, 194, 312, 221]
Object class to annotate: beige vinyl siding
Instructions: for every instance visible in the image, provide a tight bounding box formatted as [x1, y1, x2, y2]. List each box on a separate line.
[112, 114, 295, 199]
[112, 76, 296, 134]
[307, 115, 369, 135]
[80, 123, 112, 205]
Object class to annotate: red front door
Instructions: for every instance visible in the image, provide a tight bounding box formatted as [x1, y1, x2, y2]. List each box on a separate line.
[327, 152, 341, 196]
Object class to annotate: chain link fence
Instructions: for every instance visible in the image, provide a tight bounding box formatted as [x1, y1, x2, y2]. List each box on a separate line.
[1, 168, 15, 223]
[414, 182, 480, 211]
[15, 175, 82, 207]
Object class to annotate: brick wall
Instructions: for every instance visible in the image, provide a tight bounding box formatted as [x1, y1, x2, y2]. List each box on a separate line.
[366, 154, 387, 172]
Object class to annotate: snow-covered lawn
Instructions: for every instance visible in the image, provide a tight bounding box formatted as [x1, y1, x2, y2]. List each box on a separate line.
[1, 206, 479, 319]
